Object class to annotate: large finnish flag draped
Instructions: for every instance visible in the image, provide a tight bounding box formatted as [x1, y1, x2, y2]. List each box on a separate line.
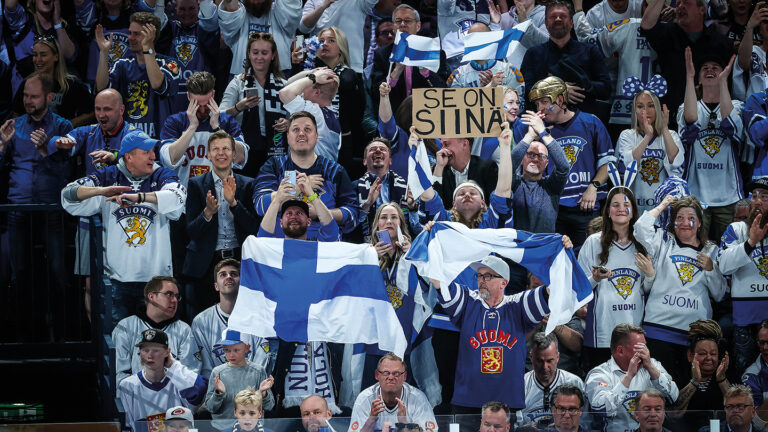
[404, 222, 593, 334]
[407, 139, 435, 197]
[462, 21, 531, 65]
[389, 31, 441, 73]
[229, 236, 408, 357]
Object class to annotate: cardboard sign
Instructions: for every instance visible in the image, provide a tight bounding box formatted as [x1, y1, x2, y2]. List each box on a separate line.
[412, 87, 504, 138]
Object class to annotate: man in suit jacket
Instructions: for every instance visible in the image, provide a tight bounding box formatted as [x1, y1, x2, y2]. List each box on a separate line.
[183, 130, 259, 318]
[433, 136, 498, 209]
[368, 4, 451, 114]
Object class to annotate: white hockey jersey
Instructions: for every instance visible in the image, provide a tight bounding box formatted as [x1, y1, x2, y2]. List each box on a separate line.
[585, 357, 678, 432]
[61, 162, 186, 282]
[119, 361, 206, 430]
[516, 369, 585, 427]
[634, 211, 728, 345]
[191, 304, 275, 380]
[349, 383, 438, 432]
[579, 18, 658, 125]
[616, 129, 685, 213]
[717, 221, 768, 326]
[578, 233, 653, 349]
[113, 314, 200, 385]
[677, 100, 745, 207]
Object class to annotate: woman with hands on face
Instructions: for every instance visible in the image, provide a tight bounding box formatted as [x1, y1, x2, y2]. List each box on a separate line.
[616, 75, 684, 214]
[633, 193, 728, 386]
[577, 186, 657, 372]
[668, 320, 731, 432]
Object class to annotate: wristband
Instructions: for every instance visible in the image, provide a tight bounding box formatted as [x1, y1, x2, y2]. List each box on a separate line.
[212, 126, 222, 132]
[234, 103, 241, 114]
[590, 180, 601, 188]
[303, 192, 319, 203]
[538, 130, 549, 139]
[113, 150, 119, 160]
[716, 377, 727, 384]
[54, 23, 63, 30]
[137, 193, 143, 204]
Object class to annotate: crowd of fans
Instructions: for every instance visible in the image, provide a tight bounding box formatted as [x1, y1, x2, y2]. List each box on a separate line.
[2, 0, 768, 430]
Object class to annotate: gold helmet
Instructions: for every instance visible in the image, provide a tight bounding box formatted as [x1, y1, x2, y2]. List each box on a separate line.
[528, 76, 568, 105]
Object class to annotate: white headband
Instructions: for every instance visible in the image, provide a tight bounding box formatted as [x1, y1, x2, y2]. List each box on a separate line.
[453, 181, 485, 202]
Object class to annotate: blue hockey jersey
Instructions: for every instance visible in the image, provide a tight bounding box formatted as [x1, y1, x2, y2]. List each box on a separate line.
[548, 110, 615, 208]
[108, 56, 180, 138]
[441, 284, 549, 408]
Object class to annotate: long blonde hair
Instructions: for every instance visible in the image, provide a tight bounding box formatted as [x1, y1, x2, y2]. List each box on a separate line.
[34, 38, 70, 93]
[630, 90, 665, 136]
[371, 203, 412, 271]
[318, 26, 351, 68]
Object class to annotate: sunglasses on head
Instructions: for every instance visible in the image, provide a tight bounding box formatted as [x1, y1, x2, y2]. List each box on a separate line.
[34, 34, 57, 43]
[249, 32, 274, 41]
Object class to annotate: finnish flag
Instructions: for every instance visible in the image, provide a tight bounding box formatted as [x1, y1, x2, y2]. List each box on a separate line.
[389, 31, 441, 73]
[407, 140, 435, 198]
[404, 222, 593, 334]
[461, 22, 529, 65]
[229, 236, 408, 356]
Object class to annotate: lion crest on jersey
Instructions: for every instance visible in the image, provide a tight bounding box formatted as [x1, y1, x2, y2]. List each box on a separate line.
[387, 284, 403, 309]
[670, 255, 701, 285]
[175, 42, 197, 66]
[702, 135, 722, 158]
[190, 165, 211, 178]
[126, 80, 149, 120]
[113, 205, 156, 247]
[640, 158, 662, 185]
[612, 277, 634, 299]
[480, 346, 502, 373]
[609, 268, 639, 300]
[107, 34, 129, 67]
[622, 390, 641, 421]
[754, 255, 768, 279]
[558, 136, 586, 166]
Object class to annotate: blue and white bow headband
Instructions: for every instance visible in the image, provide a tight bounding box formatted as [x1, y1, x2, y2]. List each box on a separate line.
[622, 74, 668, 99]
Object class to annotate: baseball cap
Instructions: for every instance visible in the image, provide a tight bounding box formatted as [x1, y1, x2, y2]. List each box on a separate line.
[164, 406, 194, 425]
[135, 328, 169, 347]
[215, 328, 245, 348]
[119, 130, 158, 158]
[281, 199, 309, 216]
[746, 177, 768, 194]
[469, 255, 510, 280]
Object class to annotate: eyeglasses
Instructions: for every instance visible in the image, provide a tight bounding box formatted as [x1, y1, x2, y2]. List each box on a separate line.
[249, 32, 274, 41]
[394, 18, 417, 25]
[475, 273, 503, 282]
[553, 406, 581, 416]
[524, 151, 548, 161]
[152, 291, 182, 301]
[724, 404, 752, 411]
[377, 370, 405, 377]
[395, 423, 421, 432]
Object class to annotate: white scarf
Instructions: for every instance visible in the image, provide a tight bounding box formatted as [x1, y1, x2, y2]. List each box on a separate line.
[283, 342, 341, 413]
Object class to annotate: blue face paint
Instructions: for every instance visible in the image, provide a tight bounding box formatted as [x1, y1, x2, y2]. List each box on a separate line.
[504, 104, 510, 110]
[547, 105, 554, 112]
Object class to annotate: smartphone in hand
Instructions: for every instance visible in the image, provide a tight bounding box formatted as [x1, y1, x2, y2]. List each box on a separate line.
[376, 230, 393, 246]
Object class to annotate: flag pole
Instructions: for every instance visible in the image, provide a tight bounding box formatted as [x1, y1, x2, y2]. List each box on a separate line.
[387, 61, 394, 82]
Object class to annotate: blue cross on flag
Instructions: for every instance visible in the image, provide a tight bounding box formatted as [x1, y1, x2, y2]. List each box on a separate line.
[228, 236, 408, 356]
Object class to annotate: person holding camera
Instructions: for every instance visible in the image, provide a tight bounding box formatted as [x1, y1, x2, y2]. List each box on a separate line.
[118, 328, 206, 431]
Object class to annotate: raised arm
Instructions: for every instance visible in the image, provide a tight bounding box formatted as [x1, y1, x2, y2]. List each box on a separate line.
[641, 0, 664, 30]
[495, 122, 513, 198]
[378, 82, 393, 123]
[683, 47, 699, 125]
